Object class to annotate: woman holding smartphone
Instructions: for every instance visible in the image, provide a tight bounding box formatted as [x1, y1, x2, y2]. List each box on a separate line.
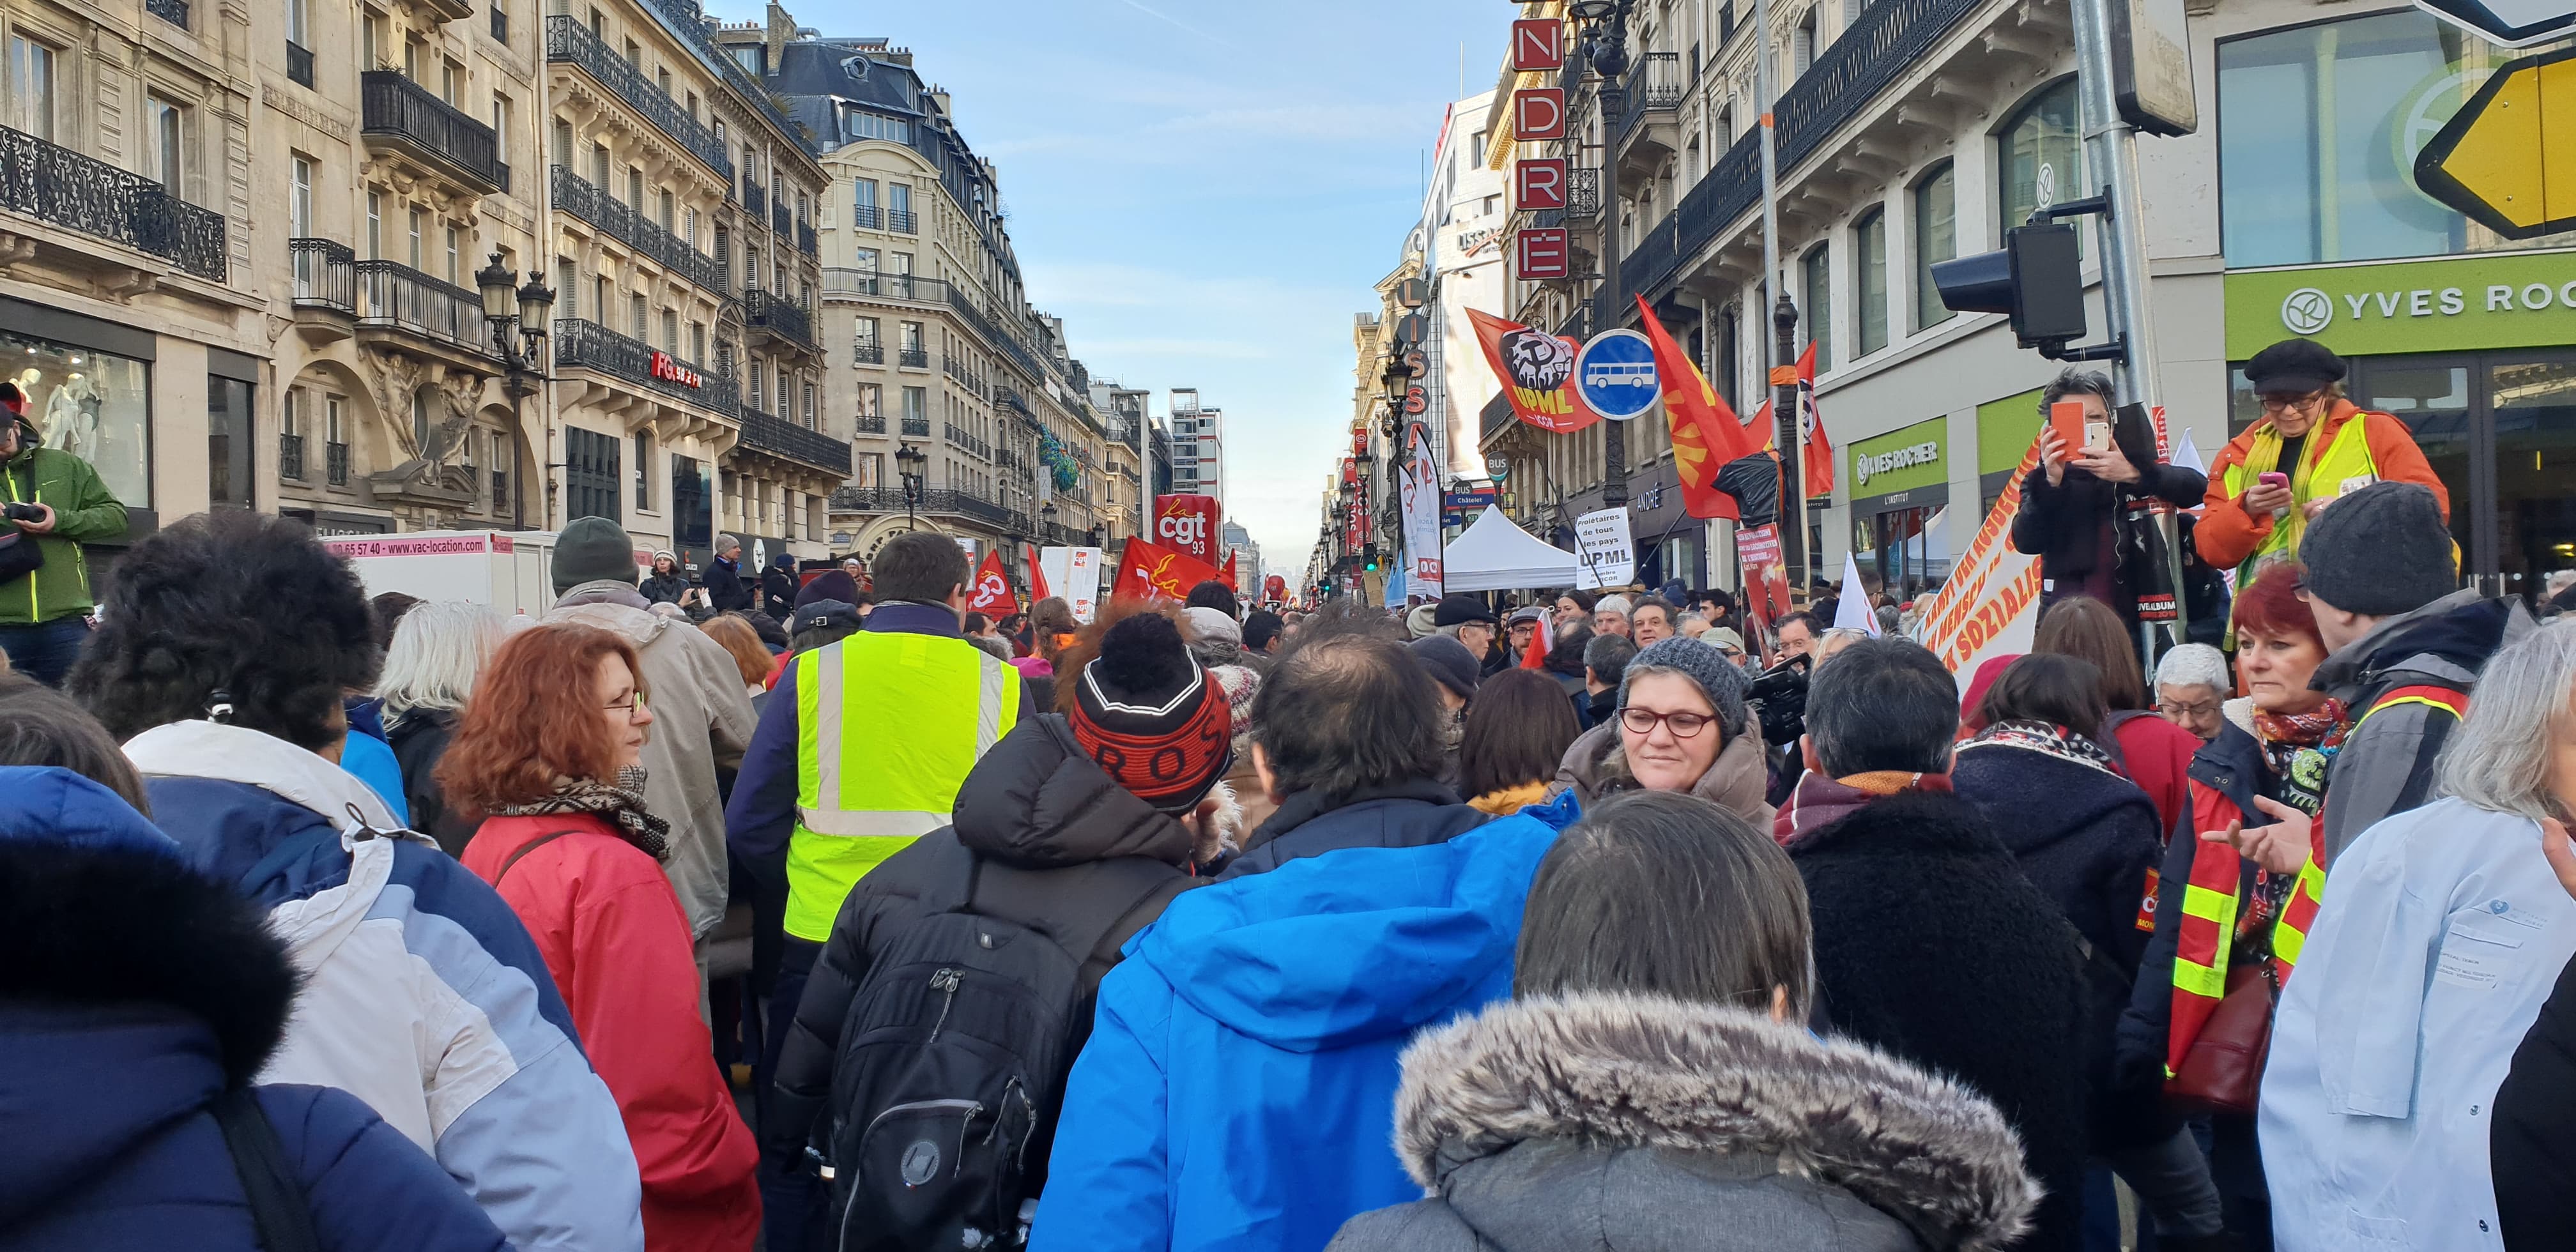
[2009, 368, 2209, 632]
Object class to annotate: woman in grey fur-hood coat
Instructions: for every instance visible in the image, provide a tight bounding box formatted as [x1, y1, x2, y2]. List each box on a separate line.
[1327, 991, 2039, 1252]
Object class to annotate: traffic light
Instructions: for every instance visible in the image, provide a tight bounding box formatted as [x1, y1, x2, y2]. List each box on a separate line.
[1363, 544, 1380, 572]
[1929, 222, 2086, 349]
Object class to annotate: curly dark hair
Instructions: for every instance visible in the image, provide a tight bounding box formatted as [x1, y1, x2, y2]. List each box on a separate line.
[69, 510, 379, 751]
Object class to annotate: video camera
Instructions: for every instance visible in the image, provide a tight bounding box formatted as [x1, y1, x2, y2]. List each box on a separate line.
[1745, 653, 1811, 748]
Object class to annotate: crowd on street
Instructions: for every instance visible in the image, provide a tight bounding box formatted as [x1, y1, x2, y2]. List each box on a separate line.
[8, 344, 2576, 1252]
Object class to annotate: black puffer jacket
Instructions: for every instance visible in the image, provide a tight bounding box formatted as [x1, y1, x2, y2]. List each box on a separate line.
[1215, 778, 1489, 879]
[765, 714, 1200, 1169]
[384, 706, 471, 857]
[1788, 790, 2092, 1252]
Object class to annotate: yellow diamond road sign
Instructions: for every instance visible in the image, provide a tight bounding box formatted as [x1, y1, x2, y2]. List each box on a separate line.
[2414, 47, 2576, 240]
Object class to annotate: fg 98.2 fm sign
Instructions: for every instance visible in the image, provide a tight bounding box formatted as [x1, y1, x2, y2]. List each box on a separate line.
[1153, 493, 1223, 565]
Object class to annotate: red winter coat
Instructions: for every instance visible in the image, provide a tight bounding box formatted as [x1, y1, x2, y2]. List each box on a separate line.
[463, 812, 760, 1251]
[2108, 711, 2198, 845]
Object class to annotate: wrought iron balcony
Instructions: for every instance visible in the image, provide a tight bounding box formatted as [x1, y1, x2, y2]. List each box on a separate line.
[326, 441, 351, 486]
[797, 221, 818, 256]
[850, 204, 880, 230]
[944, 422, 990, 461]
[551, 165, 724, 294]
[822, 268, 948, 305]
[1613, 52, 1687, 151]
[900, 416, 931, 437]
[290, 238, 355, 313]
[1565, 167, 1602, 220]
[744, 289, 816, 351]
[942, 285, 1043, 377]
[361, 71, 508, 195]
[355, 259, 494, 356]
[740, 178, 766, 218]
[853, 342, 883, 364]
[0, 123, 227, 282]
[942, 353, 987, 398]
[887, 208, 917, 234]
[280, 434, 307, 481]
[552, 317, 741, 413]
[772, 199, 793, 236]
[857, 413, 887, 434]
[737, 408, 853, 476]
[544, 16, 730, 179]
[898, 347, 928, 369]
[287, 41, 314, 88]
[828, 486, 1013, 528]
[147, 0, 188, 27]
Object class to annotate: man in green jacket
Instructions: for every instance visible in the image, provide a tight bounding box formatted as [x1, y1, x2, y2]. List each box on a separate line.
[1, 383, 127, 684]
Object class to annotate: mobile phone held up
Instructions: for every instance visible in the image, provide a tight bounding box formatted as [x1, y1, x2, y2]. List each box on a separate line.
[2258, 471, 2290, 520]
[2050, 402, 2089, 456]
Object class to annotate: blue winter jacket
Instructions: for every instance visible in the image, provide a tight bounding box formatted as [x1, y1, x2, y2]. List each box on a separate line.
[0, 767, 507, 1252]
[1029, 793, 1579, 1252]
[123, 721, 645, 1252]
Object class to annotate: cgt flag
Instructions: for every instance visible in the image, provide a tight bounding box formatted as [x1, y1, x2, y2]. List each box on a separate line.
[1468, 309, 1603, 435]
[1636, 296, 1762, 521]
[967, 551, 1018, 616]
[1114, 536, 1222, 604]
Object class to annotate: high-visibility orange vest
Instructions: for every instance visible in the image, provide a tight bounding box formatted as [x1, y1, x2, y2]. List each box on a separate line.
[2165, 683, 2469, 1076]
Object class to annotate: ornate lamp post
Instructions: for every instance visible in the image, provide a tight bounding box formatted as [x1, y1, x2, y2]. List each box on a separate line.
[895, 441, 926, 530]
[475, 252, 553, 530]
[1566, 0, 1633, 508]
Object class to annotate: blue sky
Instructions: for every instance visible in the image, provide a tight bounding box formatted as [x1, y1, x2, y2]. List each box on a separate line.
[703, 0, 1505, 579]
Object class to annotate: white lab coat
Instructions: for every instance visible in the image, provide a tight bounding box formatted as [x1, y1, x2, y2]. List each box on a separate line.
[2261, 797, 2576, 1251]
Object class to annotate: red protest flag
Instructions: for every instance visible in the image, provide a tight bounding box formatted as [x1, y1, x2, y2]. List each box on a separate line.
[1636, 296, 1759, 521]
[1113, 536, 1222, 604]
[967, 551, 1017, 616]
[1025, 543, 1050, 600]
[1468, 309, 1602, 435]
[1797, 342, 1834, 499]
[1220, 549, 1238, 592]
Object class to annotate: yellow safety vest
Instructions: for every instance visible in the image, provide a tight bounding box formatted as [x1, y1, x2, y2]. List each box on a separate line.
[2220, 410, 2382, 577]
[785, 630, 1020, 940]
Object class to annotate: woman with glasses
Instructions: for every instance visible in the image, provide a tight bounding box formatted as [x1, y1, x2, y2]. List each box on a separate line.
[1554, 636, 1773, 827]
[443, 623, 760, 1252]
[2198, 337, 2448, 593]
[2153, 643, 2231, 742]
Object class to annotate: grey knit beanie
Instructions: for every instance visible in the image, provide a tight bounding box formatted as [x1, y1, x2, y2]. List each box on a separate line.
[1619, 636, 1752, 738]
[2298, 481, 2456, 617]
[553, 516, 638, 594]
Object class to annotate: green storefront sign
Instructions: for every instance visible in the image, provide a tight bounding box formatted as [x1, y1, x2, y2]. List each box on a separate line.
[1977, 389, 2045, 480]
[2224, 251, 2576, 359]
[1848, 415, 1948, 500]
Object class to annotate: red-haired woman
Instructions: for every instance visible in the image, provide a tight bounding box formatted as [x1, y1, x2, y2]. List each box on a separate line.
[2118, 562, 2338, 1251]
[439, 623, 760, 1251]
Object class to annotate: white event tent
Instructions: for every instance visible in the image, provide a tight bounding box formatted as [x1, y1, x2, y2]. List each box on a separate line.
[1441, 507, 1580, 592]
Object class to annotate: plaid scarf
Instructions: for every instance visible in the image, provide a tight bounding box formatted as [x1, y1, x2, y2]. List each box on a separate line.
[488, 767, 671, 862]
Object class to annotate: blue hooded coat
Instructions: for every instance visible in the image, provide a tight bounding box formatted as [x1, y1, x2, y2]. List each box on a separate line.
[1029, 796, 1577, 1252]
[0, 767, 508, 1251]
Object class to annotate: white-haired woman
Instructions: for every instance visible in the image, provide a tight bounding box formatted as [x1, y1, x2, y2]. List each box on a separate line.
[2260, 620, 2576, 1249]
[2152, 643, 2230, 742]
[379, 600, 512, 856]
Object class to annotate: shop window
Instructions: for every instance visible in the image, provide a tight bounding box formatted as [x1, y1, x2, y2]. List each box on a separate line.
[1853, 209, 1888, 358]
[2, 329, 151, 507]
[1912, 162, 1956, 331]
[208, 376, 252, 509]
[1800, 243, 1832, 372]
[2216, 11, 2560, 266]
[1998, 79, 2080, 241]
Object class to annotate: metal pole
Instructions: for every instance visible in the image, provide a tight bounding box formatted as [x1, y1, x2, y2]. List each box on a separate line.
[1757, 0, 1805, 602]
[2067, 0, 2186, 656]
[1597, 7, 1629, 510]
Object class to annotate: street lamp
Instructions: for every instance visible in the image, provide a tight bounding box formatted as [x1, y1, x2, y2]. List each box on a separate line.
[896, 442, 926, 530]
[475, 253, 553, 530]
[1040, 500, 1057, 544]
[1563, 0, 1634, 508]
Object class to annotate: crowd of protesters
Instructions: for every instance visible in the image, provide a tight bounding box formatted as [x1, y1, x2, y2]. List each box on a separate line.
[4, 339, 2576, 1252]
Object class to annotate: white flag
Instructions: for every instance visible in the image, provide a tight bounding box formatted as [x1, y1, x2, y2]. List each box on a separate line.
[1834, 551, 1882, 637]
[2173, 429, 2208, 476]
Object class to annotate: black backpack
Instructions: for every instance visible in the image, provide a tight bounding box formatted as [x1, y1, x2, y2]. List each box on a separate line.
[819, 852, 1185, 1251]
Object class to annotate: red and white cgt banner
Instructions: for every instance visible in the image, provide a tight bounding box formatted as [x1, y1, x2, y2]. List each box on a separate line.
[1152, 493, 1222, 565]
